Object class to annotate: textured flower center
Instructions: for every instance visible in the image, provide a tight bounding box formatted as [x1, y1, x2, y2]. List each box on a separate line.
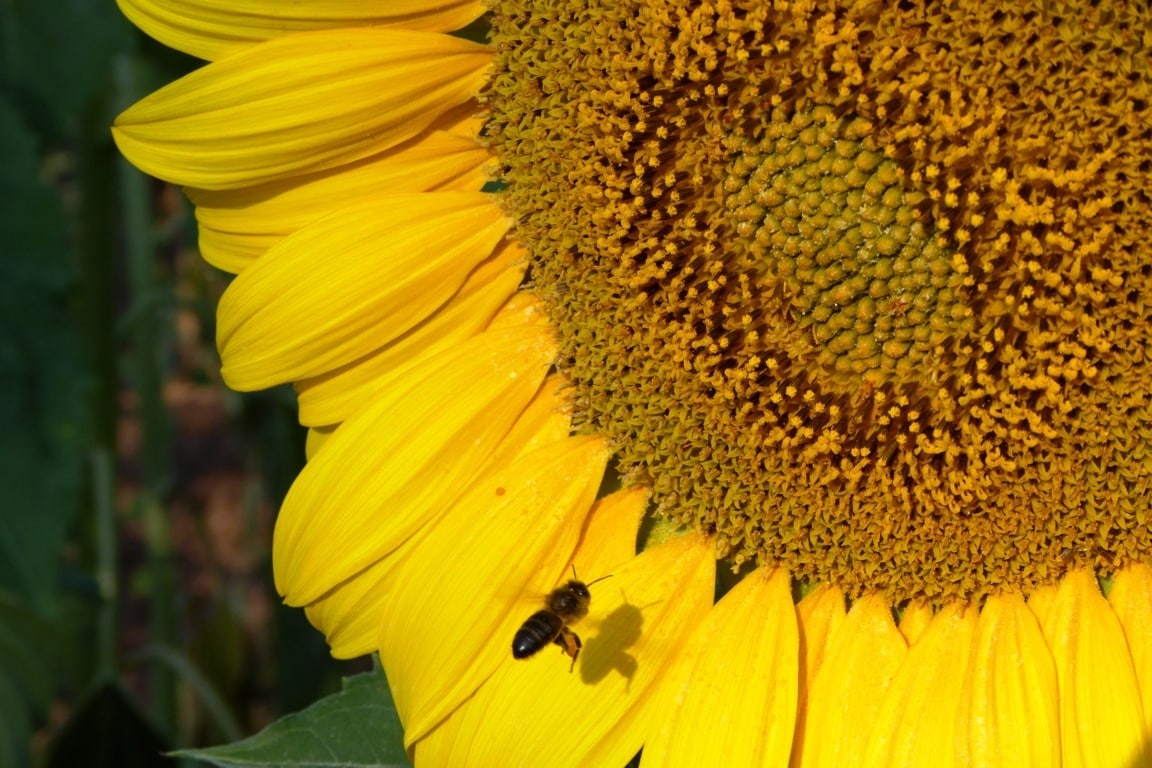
[484, 0, 1152, 602]
[725, 110, 972, 391]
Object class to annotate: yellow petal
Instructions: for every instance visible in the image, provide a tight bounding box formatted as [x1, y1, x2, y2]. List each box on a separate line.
[1028, 582, 1058, 627]
[378, 482, 640, 680]
[272, 325, 556, 606]
[117, 0, 486, 61]
[862, 602, 976, 768]
[304, 424, 337, 460]
[484, 375, 573, 470]
[218, 193, 508, 390]
[642, 566, 799, 768]
[961, 592, 1059, 768]
[303, 555, 396, 659]
[508, 377, 575, 461]
[1038, 569, 1148, 768]
[792, 582, 846, 759]
[898, 600, 933, 646]
[304, 373, 580, 658]
[370, 483, 631, 700]
[412, 533, 715, 767]
[795, 583, 847, 689]
[380, 436, 609, 742]
[112, 28, 490, 189]
[485, 291, 551, 331]
[294, 245, 525, 426]
[188, 126, 490, 273]
[1110, 561, 1152, 736]
[570, 487, 648, 578]
[795, 593, 907, 768]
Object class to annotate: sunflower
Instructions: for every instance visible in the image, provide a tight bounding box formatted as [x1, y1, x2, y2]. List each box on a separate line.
[112, 0, 1152, 765]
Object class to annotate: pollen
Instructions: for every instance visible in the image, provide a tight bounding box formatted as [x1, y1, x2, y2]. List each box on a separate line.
[484, 1, 1152, 603]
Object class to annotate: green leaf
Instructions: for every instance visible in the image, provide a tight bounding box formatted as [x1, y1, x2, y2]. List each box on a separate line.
[175, 670, 411, 768]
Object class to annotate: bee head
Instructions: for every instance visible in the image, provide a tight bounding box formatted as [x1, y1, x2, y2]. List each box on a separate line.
[547, 579, 591, 616]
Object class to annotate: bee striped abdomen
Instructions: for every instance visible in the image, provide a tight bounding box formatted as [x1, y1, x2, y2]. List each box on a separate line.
[512, 610, 563, 659]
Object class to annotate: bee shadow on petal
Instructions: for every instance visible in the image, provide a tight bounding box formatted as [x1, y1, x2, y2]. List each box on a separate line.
[578, 601, 643, 689]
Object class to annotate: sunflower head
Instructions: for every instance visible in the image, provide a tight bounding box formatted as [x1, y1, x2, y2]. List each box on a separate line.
[109, 0, 1152, 765]
[485, 0, 1152, 603]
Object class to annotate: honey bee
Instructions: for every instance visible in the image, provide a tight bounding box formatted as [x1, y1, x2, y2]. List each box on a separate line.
[512, 566, 611, 672]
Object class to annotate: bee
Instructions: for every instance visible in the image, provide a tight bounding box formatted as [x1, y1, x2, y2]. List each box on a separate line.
[512, 566, 611, 672]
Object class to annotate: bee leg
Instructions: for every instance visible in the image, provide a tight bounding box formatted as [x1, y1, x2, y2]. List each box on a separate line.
[554, 628, 582, 673]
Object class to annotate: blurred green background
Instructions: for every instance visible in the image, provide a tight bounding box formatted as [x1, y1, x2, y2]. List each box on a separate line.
[0, 2, 365, 765]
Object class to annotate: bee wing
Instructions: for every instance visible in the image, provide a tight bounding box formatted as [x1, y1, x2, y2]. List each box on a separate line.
[492, 580, 551, 612]
[497, 567, 579, 615]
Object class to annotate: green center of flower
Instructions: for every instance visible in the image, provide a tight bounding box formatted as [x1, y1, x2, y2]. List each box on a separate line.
[484, 0, 1152, 602]
[726, 110, 971, 392]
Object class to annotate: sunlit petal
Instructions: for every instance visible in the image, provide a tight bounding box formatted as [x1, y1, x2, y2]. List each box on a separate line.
[294, 244, 525, 426]
[218, 193, 508, 390]
[302, 555, 396, 660]
[188, 124, 490, 272]
[117, 0, 486, 60]
[795, 593, 907, 768]
[303, 373, 577, 658]
[381, 436, 608, 741]
[791, 582, 846, 764]
[795, 583, 846, 693]
[1037, 569, 1148, 768]
[112, 28, 490, 189]
[273, 325, 555, 606]
[412, 533, 715, 766]
[642, 566, 798, 768]
[897, 600, 933, 646]
[484, 374, 573, 468]
[570, 487, 647, 578]
[506, 381, 574, 462]
[862, 602, 976, 768]
[961, 592, 1059, 768]
[304, 424, 337, 461]
[1110, 561, 1152, 736]
[1027, 582, 1058, 627]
